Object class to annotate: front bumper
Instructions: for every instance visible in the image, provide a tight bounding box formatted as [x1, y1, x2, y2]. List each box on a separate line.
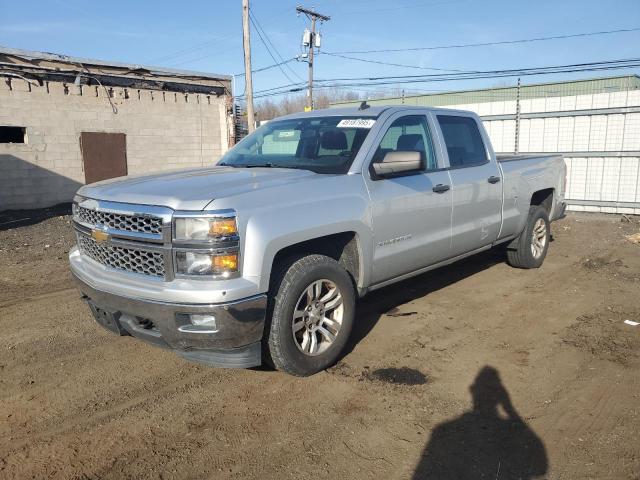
[72, 272, 267, 368]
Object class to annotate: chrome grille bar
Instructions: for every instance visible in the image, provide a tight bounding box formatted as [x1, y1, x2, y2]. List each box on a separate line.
[73, 198, 173, 244]
[76, 206, 163, 235]
[76, 230, 166, 278]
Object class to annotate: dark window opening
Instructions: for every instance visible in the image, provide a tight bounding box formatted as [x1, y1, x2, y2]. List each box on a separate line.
[0, 126, 26, 144]
[436, 115, 487, 167]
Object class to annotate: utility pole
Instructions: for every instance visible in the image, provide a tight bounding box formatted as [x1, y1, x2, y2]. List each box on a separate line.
[514, 77, 521, 154]
[296, 6, 330, 111]
[242, 0, 255, 133]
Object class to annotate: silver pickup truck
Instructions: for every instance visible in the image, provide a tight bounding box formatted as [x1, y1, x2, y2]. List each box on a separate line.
[70, 105, 566, 376]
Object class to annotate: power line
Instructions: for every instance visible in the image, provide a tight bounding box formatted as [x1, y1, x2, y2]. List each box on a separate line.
[169, 24, 303, 68]
[313, 63, 640, 89]
[242, 58, 640, 99]
[313, 58, 640, 83]
[234, 58, 298, 77]
[312, 64, 640, 89]
[249, 10, 305, 82]
[236, 26, 639, 93]
[321, 52, 472, 72]
[327, 26, 640, 55]
[150, 34, 235, 65]
[147, 5, 297, 65]
[244, 27, 640, 97]
[239, 58, 640, 99]
[249, 11, 297, 84]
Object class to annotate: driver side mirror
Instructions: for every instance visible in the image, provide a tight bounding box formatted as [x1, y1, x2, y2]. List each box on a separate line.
[373, 151, 422, 177]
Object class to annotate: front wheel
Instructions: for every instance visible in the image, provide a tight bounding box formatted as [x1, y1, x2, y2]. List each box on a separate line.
[506, 206, 550, 269]
[266, 254, 355, 376]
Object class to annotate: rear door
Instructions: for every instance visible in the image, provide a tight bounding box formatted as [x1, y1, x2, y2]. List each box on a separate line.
[366, 112, 453, 284]
[80, 132, 127, 184]
[434, 114, 502, 256]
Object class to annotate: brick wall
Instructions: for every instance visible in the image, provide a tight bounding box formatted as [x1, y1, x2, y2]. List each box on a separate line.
[0, 78, 230, 210]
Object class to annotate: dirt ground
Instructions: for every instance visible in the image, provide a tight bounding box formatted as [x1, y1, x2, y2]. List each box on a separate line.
[1, 211, 639, 479]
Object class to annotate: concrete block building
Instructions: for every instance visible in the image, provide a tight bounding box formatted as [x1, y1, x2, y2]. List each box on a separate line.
[332, 75, 640, 215]
[0, 47, 233, 210]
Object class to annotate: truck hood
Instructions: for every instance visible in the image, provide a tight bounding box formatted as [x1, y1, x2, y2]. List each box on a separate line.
[77, 166, 320, 210]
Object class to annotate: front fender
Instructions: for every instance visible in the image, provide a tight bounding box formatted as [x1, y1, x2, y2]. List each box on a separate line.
[241, 194, 373, 293]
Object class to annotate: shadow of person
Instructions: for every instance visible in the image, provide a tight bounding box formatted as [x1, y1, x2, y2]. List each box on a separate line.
[413, 366, 548, 479]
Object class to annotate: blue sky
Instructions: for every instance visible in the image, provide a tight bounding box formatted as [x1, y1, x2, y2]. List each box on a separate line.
[1, 0, 639, 99]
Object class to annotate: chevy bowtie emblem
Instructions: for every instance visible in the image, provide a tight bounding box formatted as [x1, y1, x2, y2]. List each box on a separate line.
[91, 229, 110, 243]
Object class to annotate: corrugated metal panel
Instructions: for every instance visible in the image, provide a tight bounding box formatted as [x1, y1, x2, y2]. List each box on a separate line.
[624, 113, 640, 150]
[330, 76, 640, 214]
[331, 75, 640, 109]
[558, 117, 574, 151]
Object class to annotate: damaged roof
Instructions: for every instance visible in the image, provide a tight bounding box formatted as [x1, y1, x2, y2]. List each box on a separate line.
[0, 45, 231, 96]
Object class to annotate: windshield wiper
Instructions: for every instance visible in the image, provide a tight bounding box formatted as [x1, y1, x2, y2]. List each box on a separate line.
[245, 162, 276, 168]
[227, 162, 307, 170]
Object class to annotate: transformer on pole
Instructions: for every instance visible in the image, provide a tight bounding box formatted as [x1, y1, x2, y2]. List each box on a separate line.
[296, 5, 330, 111]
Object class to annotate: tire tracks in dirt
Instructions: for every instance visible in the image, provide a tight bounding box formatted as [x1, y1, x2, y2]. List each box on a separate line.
[0, 287, 76, 310]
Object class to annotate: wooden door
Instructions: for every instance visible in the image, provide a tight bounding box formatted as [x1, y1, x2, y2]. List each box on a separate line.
[80, 132, 127, 184]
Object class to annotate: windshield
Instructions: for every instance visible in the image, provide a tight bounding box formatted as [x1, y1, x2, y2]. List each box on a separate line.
[219, 116, 377, 174]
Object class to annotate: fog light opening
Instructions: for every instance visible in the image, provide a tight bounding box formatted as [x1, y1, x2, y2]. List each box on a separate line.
[189, 314, 217, 328]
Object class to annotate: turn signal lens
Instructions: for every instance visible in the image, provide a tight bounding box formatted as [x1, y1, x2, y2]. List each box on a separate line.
[209, 218, 237, 237]
[213, 253, 238, 272]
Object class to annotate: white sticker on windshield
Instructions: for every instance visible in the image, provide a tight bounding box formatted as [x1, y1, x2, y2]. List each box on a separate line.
[337, 118, 376, 129]
[278, 130, 296, 138]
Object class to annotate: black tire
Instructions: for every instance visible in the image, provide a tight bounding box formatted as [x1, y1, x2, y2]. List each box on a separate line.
[507, 206, 550, 269]
[265, 254, 356, 376]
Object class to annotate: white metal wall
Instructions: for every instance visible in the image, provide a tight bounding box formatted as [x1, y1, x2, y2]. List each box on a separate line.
[445, 90, 640, 214]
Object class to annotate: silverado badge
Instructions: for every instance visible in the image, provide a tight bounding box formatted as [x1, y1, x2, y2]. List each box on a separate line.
[91, 229, 110, 244]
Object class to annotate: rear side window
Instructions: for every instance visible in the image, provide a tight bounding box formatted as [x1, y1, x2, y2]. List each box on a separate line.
[436, 115, 487, 167]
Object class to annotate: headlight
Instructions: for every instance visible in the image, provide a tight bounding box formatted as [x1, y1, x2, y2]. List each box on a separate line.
[174, 216, 237, 242]
[72, 195, 85, 221]
[173, 212, 240, 277]
[175, 251, 239, 277]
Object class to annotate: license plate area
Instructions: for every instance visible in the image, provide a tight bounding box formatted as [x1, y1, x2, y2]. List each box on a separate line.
[85, 298, 128, 336]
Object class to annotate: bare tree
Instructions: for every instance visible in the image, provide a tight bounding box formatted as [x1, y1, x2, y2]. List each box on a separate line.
[255, 89, 363, 121]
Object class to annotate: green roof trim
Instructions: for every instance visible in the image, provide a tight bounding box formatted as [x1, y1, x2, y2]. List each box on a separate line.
[329, 75, 640, 108]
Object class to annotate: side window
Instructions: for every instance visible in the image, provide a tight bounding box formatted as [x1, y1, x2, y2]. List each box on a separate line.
[372, 115, 437, 170]
[436, 115, 488, 167]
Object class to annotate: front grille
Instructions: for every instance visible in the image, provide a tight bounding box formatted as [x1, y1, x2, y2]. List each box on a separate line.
[77, 232, 165, 278]
[77, 206, 163, 235]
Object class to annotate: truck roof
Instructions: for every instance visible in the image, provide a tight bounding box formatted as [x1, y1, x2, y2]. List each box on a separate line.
[277, 105, 449, 121]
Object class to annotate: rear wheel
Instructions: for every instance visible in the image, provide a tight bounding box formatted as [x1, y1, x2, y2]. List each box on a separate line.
[266, 254, 355, 376]
[507, 206, 550, 269]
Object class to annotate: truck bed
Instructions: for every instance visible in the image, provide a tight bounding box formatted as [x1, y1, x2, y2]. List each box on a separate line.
[496, 153, 566, 237]
[497, 153, 561, 163]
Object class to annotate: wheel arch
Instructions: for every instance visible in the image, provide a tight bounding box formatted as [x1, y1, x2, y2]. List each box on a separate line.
[268, 231, 365, 295]
[530, 188, 554, 214]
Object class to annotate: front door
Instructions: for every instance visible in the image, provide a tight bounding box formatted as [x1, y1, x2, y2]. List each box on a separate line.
[80, 132, 127, 184]
[367, 114, 453, 285]
[435, 114, 502, 256]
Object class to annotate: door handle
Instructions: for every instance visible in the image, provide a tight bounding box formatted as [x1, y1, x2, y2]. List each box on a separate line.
[432, 184, 451, 193]
[488, 176, 501, 184]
